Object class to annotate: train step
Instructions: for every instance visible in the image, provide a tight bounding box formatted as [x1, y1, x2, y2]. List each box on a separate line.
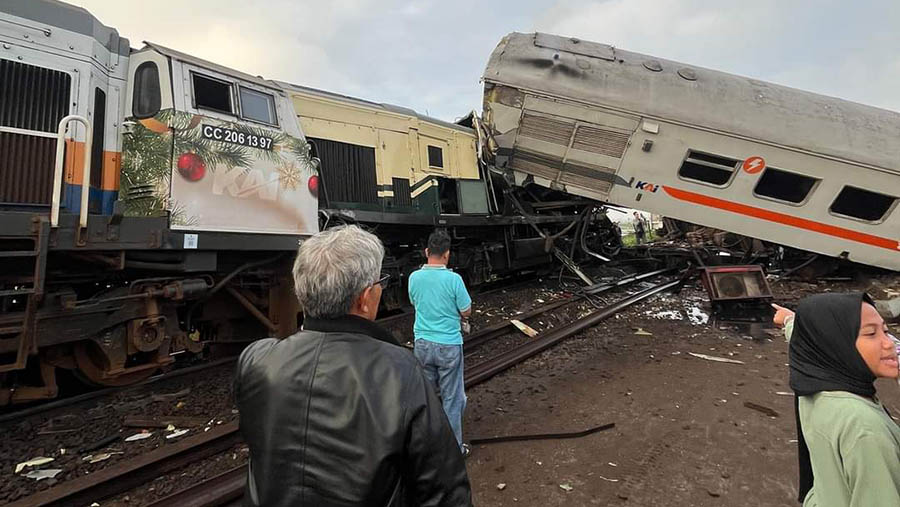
[0, 250, 39, 258]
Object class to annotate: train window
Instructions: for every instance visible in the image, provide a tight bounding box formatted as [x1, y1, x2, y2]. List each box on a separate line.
[192, 73, 233, 114]
[428, 146, 444, 168]
[678, 151, 738, 186]
[132, 62, 161, 118]
[753, 167, 818, 204]
[239, 86, 277, 126]
[830, 186, 897, 222]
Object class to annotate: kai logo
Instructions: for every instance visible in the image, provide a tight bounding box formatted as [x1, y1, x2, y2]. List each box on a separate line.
[212, 167, 280, 201]
[634, 180, 660, 193]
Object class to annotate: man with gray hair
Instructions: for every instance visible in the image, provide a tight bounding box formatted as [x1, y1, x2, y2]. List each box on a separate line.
[234, 225, 472, 507]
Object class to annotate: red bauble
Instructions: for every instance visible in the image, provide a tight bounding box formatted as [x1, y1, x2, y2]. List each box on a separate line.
[307, 174, 319, 197]
[177, 153, 206, 182]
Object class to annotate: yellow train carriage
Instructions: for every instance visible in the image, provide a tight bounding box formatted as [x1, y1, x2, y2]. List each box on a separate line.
[279, 82, 488, 216]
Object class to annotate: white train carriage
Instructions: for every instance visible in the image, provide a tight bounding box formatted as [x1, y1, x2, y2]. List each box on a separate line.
[482, 32, 900, 271]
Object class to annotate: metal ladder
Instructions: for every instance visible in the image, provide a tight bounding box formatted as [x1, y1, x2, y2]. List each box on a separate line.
[0, 217, 49, 373]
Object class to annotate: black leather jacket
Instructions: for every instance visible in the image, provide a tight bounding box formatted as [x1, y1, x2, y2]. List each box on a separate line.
[234, 315, 472, 507]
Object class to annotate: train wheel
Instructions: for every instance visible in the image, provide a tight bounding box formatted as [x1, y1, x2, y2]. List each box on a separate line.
[74, 340, 158, 387]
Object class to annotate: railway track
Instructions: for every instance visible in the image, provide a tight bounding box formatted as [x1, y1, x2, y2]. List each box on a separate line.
[85, 274, 683, 507]
[0, 357, 238, 426]
[6, 422, 241, 507]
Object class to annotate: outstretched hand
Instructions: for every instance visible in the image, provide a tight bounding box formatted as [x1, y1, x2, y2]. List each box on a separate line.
[772, 303, 795, 328]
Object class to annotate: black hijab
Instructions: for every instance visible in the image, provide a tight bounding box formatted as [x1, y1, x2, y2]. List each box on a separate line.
[788, 292, 877, 502]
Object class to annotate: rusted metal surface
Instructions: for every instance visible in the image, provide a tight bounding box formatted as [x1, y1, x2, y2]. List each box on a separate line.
[145, 466, 246, 507]
[465, 276, 683, 388]
[7, 422, 241, 507]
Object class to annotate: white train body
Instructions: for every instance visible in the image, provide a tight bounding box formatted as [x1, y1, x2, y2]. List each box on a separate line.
[483, 33, 900, 270]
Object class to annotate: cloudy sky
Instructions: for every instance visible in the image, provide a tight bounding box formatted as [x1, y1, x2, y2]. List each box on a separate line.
[71, 0, 899, 122]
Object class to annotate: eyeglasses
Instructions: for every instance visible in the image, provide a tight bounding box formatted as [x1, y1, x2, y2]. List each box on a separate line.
[373, 273, 391, 288]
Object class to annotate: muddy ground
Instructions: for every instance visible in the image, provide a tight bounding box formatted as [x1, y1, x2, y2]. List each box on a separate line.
[3, 268, 898, 506]
[463, 274, 900, 506]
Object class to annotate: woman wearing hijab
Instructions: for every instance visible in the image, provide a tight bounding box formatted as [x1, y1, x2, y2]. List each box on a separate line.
[773, 294, 900, 506]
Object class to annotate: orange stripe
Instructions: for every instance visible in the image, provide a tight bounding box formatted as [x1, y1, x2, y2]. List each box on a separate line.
[662, 185, 899, 251]
[64, 140, 121, 190]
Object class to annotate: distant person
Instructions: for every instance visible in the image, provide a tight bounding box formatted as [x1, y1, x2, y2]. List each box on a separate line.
[409, 229, 472, 457]
[633, 211, 646, 244]
[234, 225, 472, 507]
[774, 294, 900, 506]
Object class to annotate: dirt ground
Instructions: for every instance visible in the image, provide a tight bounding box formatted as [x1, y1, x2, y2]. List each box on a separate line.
[462, 274, 900, 507]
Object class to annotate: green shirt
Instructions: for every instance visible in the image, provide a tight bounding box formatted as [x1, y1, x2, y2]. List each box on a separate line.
[785, 322, 900, 506]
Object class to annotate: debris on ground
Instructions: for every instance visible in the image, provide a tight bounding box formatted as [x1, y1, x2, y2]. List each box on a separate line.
[23, 469, 62, 481]
[166, 429, 189, 439]
[124, 432, 154, 442]
[82, 452, 123, 464]
[497, 483, 507, 490]
[744, 402, 779, 417]
[689, 352, 745, 364]
[559, 483, 574, 492]
[510, 319, 539, 338]
[14, 457, 54, 474]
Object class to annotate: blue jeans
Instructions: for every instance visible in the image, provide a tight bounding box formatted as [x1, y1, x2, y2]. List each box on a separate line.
[413, 339, 466, 449]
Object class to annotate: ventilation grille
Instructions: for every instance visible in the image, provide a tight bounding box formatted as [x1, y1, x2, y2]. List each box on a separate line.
[0, 60, 71, 132]
[392, 178, 412, 207]
[571, 125, 630, 158]
[510, 151, 561, 181]
[0, 133, 56, 205]
[518, 112, 574, 146]
[309, 137, 377, 204]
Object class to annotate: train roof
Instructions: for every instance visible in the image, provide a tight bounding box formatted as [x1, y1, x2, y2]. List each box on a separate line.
[276, 81, 475, 135]
[140, 42, 284, 92]
[485, 32, 900, 173]
[3, 0, 129, 56]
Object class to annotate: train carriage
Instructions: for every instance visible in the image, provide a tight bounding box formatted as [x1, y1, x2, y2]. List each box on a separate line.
[482, 32, 900, 271]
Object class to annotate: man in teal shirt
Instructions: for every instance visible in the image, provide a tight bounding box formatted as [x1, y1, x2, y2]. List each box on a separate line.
[409, 229, 472, 457]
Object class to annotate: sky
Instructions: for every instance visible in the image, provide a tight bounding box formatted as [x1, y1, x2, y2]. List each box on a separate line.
[69, 0, 900, 123]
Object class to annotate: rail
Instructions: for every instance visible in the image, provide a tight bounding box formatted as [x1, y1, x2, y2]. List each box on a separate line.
[464, 275, 684, 388]
[50, 115, 92, 228]
[7, 422, 241, 507]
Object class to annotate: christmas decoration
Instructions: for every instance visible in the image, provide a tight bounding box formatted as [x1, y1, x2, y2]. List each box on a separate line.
[277, 162, 302, 191]
[307, 174, 319, 197]
[176, 152, 206, 182]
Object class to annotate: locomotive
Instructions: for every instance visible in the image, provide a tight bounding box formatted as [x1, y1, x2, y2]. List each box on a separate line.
[0, 2, 609, 403]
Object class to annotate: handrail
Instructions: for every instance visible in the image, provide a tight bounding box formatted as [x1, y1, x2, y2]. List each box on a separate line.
[50, 115, 92, 228]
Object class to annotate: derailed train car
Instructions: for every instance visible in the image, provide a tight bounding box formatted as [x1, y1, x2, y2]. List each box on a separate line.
[483, 33, 900, 271]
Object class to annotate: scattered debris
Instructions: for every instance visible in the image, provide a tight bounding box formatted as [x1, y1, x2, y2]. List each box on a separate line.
[689, 352, 745, 365]
[166, 429, 189, 439]
[608, 462, 617, 467]
[15, 457, 54, 474]
[597, 475, 619, 482]
[744, 402, 779, 417]
[559, 483, 574, 492]
[123, 415, 209, 428]
[649, 310, 683, 321]
[687, 307, 709, 325]
[497, 483, 507, 490]
[24, 469, 62, 481]
[510, 319, 539, 338]
[634, 328, 653, 336]
[175, 401, 186, 409]
[82, 452, 123, 464]
[124, 432, 154, 442]
[775, 391, 794, 396]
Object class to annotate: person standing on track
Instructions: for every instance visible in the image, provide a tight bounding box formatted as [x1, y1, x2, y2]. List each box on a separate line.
[409, 229, 473, 458]
[633, 211, 646, 245]
[234, 225, 472, 507]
